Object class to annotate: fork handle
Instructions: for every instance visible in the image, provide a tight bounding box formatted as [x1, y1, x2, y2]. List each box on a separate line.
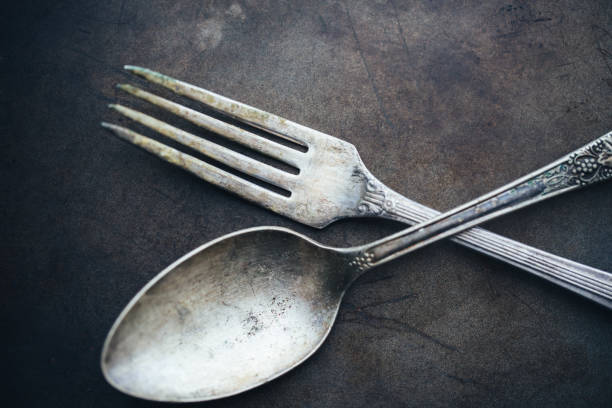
[355, 133, 612, 308]
[372, 185, 612, 308]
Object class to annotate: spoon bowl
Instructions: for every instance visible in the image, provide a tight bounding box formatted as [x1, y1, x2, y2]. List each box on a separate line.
[101, 227, 356, 402]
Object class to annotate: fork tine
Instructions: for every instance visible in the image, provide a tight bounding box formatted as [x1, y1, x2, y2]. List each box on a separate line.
[108, 104, 293, 189]
[101, 122, 287, 206]
[124, 66, 316, 146]
[117, 84, 303, 168]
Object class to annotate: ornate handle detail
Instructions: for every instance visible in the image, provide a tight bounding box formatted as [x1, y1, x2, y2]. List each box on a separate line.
[352, 132, 612, 307]
[538, 136, 612, 193]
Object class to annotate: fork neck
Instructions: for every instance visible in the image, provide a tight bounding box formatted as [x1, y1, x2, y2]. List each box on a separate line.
[353, 175, 431, 226]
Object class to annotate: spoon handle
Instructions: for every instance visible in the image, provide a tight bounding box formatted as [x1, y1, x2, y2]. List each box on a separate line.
[354, 132, 612, 282]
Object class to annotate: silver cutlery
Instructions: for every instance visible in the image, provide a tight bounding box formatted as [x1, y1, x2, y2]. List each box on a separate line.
[103, 66, 612, 307]
[101, 131, 612, 402]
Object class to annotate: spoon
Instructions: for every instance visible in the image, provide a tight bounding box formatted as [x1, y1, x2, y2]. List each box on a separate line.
[101, 133, 612, 402]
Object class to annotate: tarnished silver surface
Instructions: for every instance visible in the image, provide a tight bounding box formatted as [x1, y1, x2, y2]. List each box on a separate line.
[102, 135, 611, 402]
[103, 67, 612, 307]
[101, 227, 354, 402]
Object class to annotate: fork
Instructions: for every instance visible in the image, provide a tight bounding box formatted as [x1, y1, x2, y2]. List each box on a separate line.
[102, 66, 612, 308]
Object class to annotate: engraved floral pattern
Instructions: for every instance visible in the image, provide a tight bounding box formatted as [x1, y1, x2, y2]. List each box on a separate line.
[348, 252, 375, 272]
[357, 177, 409, 216]
[538, 135, 612, 193]
[357, 179, 385, 215]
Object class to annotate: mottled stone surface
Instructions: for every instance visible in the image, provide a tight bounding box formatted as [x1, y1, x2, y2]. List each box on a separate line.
[2, 0, 611, 406]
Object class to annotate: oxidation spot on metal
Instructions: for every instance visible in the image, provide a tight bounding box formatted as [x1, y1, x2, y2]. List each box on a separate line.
[269, 296, 293, 318]
[243, 312, 263, 336]
[176, 305, 191, 322]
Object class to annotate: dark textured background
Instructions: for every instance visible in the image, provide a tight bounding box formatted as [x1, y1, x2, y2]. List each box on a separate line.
[2, 0, 612, 406]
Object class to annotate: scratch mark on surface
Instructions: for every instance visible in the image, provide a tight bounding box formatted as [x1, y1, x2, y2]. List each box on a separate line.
[555, 61, 575, 68]
[495, 31, 523, 39]
[486, 275, 500, 299]
[347, 294, 415, 310]
[118, 0, 126, 27]
[593, 25, 612, 79]
[443, 372, 491, 389]
[389, 0, 410, 59]
[149, 186, 180, 205]
[504, 289, 538, 315]
[353, 273, 395, 286]
[344, 3, 395, 130]
[340, 309, 457, 352]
